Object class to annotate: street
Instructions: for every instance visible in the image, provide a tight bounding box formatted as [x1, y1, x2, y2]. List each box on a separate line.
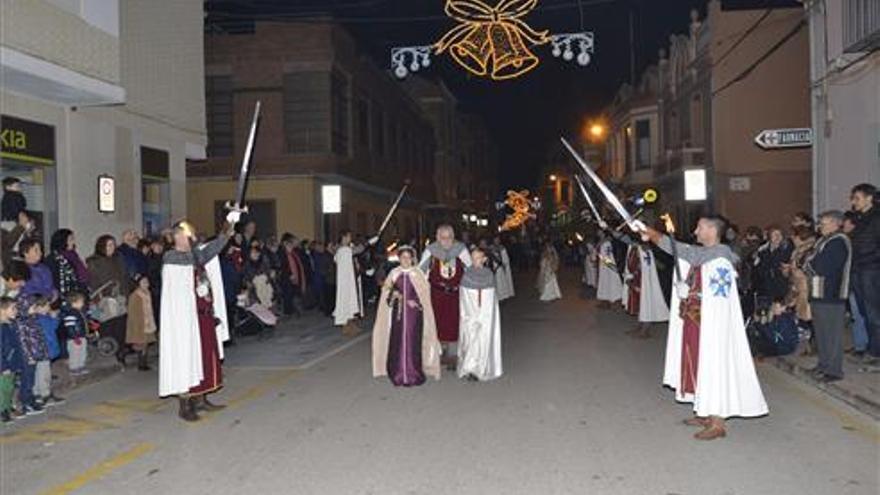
[1, 271, 878, 495]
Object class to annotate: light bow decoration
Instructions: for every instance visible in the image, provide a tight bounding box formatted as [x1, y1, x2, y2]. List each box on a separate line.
[392, 0, 594, 81]
[499, 189, 537, 231]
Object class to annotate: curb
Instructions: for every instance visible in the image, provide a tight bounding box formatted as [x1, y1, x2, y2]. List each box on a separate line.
[771, 355, 880, 421]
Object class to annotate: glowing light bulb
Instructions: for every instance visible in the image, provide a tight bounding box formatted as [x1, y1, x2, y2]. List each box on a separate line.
[394, 64, 408, 79]
[410, 61, 420, 72]
[577, 52, 590, 66]
[563, 49, 573, 61]
[552, 45, 561, 57]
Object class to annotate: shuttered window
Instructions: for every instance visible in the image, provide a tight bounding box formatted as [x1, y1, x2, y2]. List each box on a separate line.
[206, 76, 234, 157]
[283, 72, 330, 154]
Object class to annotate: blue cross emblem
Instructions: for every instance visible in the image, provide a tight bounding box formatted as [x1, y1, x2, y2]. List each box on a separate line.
[709, 267, 733, 298]
[643, 252, 652, 266]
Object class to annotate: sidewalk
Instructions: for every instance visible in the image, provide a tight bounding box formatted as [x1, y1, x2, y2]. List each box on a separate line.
[770, 350, 880, 420]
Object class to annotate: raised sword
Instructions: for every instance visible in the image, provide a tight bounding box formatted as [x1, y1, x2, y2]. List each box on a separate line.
[226, 101, 262, 213]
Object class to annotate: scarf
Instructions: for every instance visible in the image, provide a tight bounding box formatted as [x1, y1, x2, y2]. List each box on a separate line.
[461, 266, 496, 290]
[427, 241, 466, 263]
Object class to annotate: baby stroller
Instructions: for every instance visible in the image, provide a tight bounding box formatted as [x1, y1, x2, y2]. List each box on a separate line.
[232, 275, 277, 340]
[88, 280, 130, 363]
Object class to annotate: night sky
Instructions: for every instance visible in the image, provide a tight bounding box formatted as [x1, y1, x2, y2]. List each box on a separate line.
[206, 0, 707, 189]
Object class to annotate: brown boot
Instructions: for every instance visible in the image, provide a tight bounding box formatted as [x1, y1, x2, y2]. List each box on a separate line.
[636, 323, 652, 339]
[196, 395, 227, 412]
[694, 417, 727, 440]
[178, 397, 199, 422]
[682, 416, 710, 427]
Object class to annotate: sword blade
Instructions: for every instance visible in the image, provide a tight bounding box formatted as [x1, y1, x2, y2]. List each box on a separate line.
[573, 174, 602, 223]
[376, 183, 408, 238]
[233, 101, 261, 209]
[561, 137, 635, 226]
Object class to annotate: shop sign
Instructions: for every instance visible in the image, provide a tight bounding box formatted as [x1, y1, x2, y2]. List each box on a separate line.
[0, 115, 55, 166]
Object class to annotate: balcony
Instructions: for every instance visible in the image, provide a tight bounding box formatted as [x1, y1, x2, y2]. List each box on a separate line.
[844, 0, 880, 53]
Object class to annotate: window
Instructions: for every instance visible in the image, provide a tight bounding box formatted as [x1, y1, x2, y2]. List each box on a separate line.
[690, 94, 704, 148]
[283, 72, 330, 153]
[372, 106, 384, 155]
[635, 119, 651, 170]
[206, 76, 234, 157]
[624, 125, 633, 173]
[355, 96, 369, 150]
[331, 71, 350, 156]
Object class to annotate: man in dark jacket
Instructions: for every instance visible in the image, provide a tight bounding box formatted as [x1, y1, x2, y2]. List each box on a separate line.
[849, 183, 880, 365]
[806, 211, 852, 382]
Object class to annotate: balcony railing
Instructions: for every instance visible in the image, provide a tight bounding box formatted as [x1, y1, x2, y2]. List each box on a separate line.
[844, 0, 880, 53]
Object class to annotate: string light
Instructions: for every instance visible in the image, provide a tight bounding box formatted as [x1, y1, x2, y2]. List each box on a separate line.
[391, 0, 594, 81]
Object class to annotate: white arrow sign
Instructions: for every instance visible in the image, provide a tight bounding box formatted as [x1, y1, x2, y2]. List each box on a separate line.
[754, 128, 813, 149]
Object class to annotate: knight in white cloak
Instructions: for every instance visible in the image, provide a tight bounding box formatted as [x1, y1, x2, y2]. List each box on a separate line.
[458, 248, 503, 381]
[160, 212, 239, 422]
[492, 236, 515, 301]
[334, 231, 377, 336]
[638, 216, 768, 440]
[419, 225, 472, 369]
[610, 230, 670, 338]
[595, 232, 623, 308]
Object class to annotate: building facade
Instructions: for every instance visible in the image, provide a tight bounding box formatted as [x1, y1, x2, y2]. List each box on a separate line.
[192, 22, 437, 242]
[0, 0, 206, 251]
[806, 0, 880, 213]
[612, 1, 812, 231]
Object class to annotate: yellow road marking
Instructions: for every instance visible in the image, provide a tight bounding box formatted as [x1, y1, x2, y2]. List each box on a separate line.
[0, 399, 167, 445]
[39, 442, 154, 495]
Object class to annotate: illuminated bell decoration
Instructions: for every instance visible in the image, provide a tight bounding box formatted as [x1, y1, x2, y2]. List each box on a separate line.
[391, 0, 594, 81]
[500, 189, 536, 231]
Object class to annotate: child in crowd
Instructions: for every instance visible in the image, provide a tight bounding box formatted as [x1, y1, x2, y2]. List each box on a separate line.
[1, 176, 27, 230]
[61, 291, 90, 376]
[749, 299, 799, 358]
[1, 297, 23, 423]
[12, 294, 47, 415]
[126, 275, 156, 371]
[32, 297, 64, 407]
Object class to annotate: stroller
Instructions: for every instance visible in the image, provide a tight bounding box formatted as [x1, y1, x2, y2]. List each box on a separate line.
[232, 275, 277, 340]
[87, 280, 131, 363]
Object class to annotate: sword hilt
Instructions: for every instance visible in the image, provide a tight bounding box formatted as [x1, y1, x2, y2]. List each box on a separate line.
[224, 201, 249, 214]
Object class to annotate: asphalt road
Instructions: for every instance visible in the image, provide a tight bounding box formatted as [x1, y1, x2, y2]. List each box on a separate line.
[1, 270, 878, 495]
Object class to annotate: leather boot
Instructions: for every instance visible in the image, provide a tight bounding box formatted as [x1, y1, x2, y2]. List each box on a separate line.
[178, 397, 199, 422]
[694, 417, 727, 440]
[196, 395, 227, 412]
[137, 351, 151, 371]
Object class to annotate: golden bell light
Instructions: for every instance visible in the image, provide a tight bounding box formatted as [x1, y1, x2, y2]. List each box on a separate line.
[490, 23, 540, 80]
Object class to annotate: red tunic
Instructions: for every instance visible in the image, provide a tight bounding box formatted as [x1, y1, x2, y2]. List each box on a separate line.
[428, 257, 465, 343]
[626, 247, 641, 316]
[189, 266, 222, 395]
[679, 266, 701, 395]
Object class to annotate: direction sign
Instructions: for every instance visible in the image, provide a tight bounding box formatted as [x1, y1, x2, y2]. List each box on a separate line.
[754, 128, 813, 149]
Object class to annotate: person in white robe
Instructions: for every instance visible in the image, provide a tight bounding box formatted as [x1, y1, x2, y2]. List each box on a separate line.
[595, 233, 623, 307]
[610, 230, 670, 338]
[582, 239, 598, 289]
[159, 212, 239, 422]
[537, 243, 562, 302]
[334, 231, 377, 336]
[493, 236, 515, 301]
[637, 216, 768, 440]
[458, 248, 503, 381]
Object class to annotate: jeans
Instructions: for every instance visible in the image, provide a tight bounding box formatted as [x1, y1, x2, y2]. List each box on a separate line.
[20, 363, 36, 407]
[33, 360, 51, 398]
[849, 292, 869, 352]
[851, 269, 880, 357]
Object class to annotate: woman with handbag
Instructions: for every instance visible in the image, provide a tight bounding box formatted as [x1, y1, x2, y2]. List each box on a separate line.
[87, 235, 130, 365]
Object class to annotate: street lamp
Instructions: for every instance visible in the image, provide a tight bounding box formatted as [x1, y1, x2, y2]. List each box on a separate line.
[589, 123, 606, 140]
[549, 174, 558, 182]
